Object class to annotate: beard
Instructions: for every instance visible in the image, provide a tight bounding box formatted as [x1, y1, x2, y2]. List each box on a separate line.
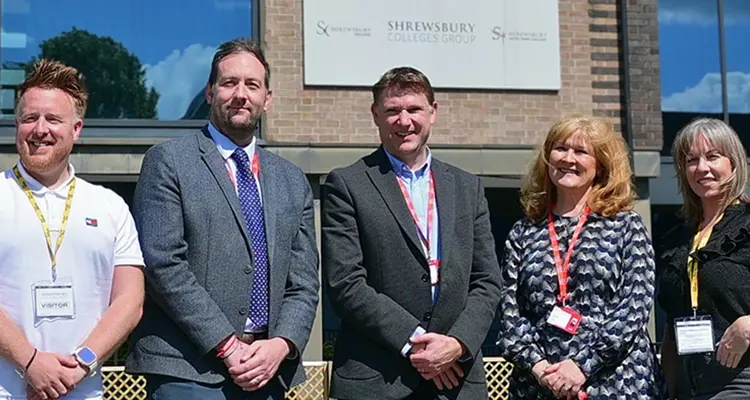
[18, 141, 72, 176]
[211, 105, 261, 142]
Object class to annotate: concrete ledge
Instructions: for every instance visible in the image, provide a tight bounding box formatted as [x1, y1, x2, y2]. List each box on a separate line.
[633, 151, 660, 178]
[0, 146, 662, 179]
[256, 147, 661, 178]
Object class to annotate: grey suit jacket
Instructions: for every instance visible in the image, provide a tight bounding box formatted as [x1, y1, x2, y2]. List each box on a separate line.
[125, 127, 319, 391]
[321, 147, 502, 400]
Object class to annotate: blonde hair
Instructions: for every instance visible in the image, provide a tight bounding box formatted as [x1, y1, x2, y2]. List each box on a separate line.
[521, 115, 636, 221]
[16, 59, 88, 118]
[671, 118, 749, 223]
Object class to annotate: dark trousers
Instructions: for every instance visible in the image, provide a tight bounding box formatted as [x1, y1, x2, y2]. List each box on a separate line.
[404, 379, 439, 400]
[146, 374, 284, 400]
[678, 355, 750, 399]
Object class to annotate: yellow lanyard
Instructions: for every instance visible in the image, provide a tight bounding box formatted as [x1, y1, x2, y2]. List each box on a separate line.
[13, 166, 76, 282]
[687, 215, 723, 314]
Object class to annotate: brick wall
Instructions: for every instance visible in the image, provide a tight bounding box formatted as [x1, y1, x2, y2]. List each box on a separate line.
[625, 0, 662, 151]
[589, 0, 623, 134]
[262, 0, 648, 147]
[588, 0, 662, 151]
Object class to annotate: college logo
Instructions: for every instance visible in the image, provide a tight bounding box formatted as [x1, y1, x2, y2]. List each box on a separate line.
[316, 21, 331, 36]
[491, 27, 506, 41]
[491, 26, 548, 42]
[315, 21, 371, 37]
[387, 20, 477, 44]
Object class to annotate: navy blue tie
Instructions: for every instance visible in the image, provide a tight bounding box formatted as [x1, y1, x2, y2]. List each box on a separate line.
[231, 149, 269, 329]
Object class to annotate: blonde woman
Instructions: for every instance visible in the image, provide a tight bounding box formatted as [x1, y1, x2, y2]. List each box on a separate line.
[496, 116, 664, 399]
[659, 118, 750, 399]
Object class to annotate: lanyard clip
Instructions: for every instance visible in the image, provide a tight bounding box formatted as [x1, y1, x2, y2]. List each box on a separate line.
[557, 294, 569, 307]
[692, 308, 697, 318]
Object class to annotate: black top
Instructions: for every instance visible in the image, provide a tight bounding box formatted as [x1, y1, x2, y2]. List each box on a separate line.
[658, 203, 750, 367]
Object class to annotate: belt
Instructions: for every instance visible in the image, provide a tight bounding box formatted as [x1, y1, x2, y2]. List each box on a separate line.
[239, 331, 268, 344]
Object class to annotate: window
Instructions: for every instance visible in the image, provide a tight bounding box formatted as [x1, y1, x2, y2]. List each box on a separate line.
[1, 0, 257, 123]
[725, 0, 750, 141]
[655, 0, 726, 342]
[658, 0, 723, 156]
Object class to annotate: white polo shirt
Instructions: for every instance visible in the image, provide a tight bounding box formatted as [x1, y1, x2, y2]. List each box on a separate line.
[0, 162, 144, 400]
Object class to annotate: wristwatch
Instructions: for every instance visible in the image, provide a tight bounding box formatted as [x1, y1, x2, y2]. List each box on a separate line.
[73, 346, 99, 376]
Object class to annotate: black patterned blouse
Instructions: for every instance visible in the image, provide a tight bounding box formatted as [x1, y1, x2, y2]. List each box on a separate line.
[658, 203, 750, 394]
[496, 211, 665, 399]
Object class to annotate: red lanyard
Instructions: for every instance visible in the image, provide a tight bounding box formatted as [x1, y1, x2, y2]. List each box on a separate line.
[228, 152, 260, 187]
[251, 152, 260, 177]
[397, 171, 437, 260]
[548, 207, 591, 305]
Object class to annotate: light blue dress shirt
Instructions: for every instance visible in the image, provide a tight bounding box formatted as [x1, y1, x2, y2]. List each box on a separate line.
[383, 148, 441, 266]
[384, 149, 444, 357]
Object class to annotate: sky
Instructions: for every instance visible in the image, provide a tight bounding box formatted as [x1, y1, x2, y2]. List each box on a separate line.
[659, 0, 750, 113]
[1, 0, 254, 120]
[3, 0, 749, 117]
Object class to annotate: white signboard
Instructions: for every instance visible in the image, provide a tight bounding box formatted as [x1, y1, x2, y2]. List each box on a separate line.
[302, 0, 561, 90]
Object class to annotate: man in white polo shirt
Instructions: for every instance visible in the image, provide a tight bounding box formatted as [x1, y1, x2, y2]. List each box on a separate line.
[0, 59, 145, 400]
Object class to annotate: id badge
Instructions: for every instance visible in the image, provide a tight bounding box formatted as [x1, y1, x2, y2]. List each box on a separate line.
[547, 305, 582, 335]
[32, 276, 76, 326]
[674, 315, 715, 355]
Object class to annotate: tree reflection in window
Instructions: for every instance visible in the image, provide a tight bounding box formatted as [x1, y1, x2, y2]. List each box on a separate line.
[31, 28, 159, 119]
[0, 0, 254, 122]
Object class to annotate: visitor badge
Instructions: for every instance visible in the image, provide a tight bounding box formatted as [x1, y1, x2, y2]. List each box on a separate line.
[547, 305, 582, 335]
[32, 277, 76, 325]
[674, 315, 715, 355]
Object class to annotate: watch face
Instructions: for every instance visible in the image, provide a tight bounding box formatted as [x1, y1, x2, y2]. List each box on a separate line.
[77, 348, 97, 364]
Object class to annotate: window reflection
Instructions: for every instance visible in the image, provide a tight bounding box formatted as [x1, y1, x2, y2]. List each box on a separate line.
[0, 0, 253, 121]
[655, 0, 724, 345]
[725, 0, 750, 144]
[659, 0, 723, 155]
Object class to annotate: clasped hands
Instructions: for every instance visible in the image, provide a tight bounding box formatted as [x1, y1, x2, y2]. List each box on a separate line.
[532, 359, 587, 399]
[221, 336, 292, 392]
[25, 352, 88, 400]
[409, 333, 467, 391]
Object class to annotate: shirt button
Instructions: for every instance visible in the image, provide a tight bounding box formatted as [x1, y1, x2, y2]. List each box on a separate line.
[239, 307, 248, 315]
[244, 265, 253, 274]
[423, 311, 432, 322]
[421, 274, 429, 283]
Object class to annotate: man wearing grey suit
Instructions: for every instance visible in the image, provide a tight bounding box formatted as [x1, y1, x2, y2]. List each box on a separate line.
[322, 67, 502, 400]
[126, 39, 319, 400]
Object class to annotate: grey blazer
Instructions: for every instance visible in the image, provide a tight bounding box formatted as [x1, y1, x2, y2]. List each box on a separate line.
[321, 147, 502, 400]
[125, 127, 319, 392]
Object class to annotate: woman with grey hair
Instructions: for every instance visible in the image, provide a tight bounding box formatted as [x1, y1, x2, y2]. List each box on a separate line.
[659, 117, 750, 399]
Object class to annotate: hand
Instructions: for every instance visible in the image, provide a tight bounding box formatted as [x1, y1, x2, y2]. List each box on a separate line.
[413, 342, 464, 388]
[531, 360, 551, 384]
[542, 360, 586, 399]
[717, 315, 750, 368]
[24, 352, 79, 399]
[409, 334, 465, 380]
[410, 342, 426, 355]
[27, 365, 86, 400]
[27, 385, 42, 400]
[431, 362, 464, 390]
[60, 363, 89, 391]
[222, 341, 252, 371]
[228, 338, 291, 392]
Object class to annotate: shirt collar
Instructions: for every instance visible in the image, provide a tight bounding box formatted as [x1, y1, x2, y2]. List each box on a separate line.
[383, 147, 432, 179]
[208, 122, 256, 162]
[16, 161, 76, 197]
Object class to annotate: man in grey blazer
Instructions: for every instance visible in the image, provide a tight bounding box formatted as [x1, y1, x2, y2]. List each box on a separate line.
[322, 67, 502, 400]
[126, 39, 319, 400]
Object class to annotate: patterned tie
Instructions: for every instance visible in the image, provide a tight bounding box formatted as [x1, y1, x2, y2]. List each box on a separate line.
[231, 149, 269, 329]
